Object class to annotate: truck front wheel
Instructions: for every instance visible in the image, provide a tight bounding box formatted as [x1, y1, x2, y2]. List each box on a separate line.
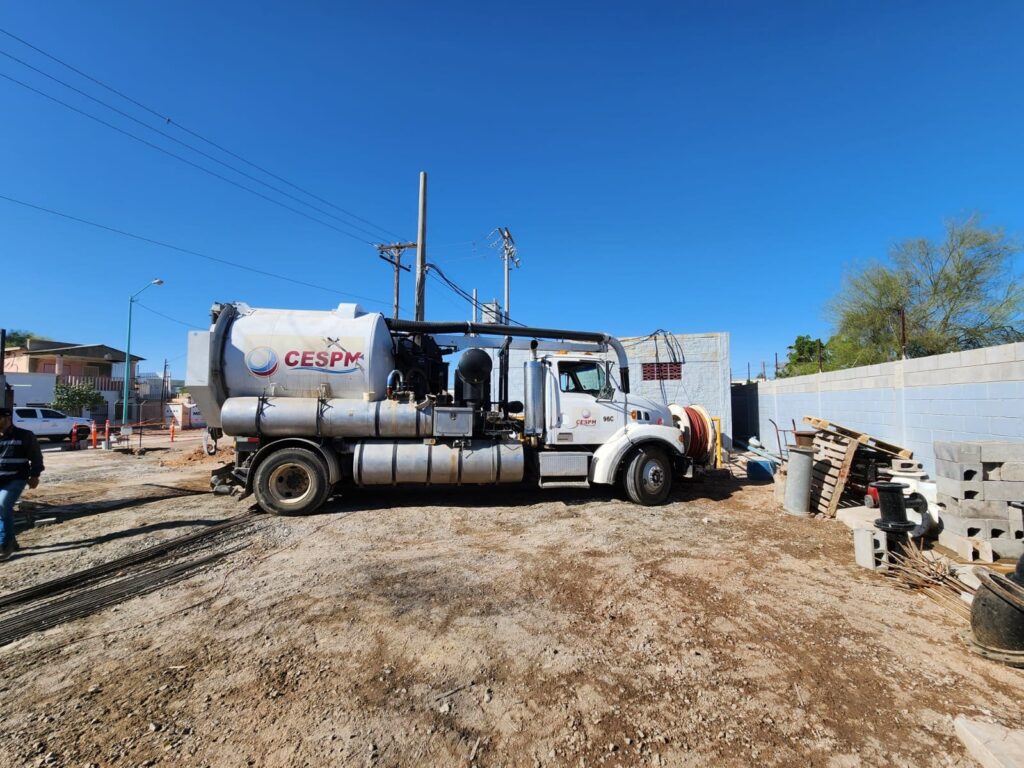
[253, 447, 331, 515]
[623, 446, 672, 506]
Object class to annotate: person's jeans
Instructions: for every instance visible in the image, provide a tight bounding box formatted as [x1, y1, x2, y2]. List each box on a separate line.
[0, 479, 28, 548]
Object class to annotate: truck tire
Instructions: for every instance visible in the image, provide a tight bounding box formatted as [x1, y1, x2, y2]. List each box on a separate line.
[623, 446, 672, 506]
[253, 447, 330, 516]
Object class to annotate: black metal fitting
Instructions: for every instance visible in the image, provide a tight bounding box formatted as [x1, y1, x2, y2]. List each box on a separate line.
[872, 481, 916, 534]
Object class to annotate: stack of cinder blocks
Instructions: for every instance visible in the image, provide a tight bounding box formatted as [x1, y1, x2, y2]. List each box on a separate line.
[934, 441, 1024, 562]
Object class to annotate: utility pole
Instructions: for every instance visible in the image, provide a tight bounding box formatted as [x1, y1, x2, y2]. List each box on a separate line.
[898, 306, 908, 359]
[471, 288, 478, 323]
[414, 171, 427, 321]
[492, 227, 519, 323]
[774, 352, 779, 377]
[817, 340, 823, 373]
[376, 242, 416, 319]
[159, 358, 168, 414]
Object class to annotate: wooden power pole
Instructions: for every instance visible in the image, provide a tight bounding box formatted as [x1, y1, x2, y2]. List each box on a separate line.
[376, 242, 416, 319]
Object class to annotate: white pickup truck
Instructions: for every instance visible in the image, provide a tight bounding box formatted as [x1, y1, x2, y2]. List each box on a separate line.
[13, 407, 92, 441]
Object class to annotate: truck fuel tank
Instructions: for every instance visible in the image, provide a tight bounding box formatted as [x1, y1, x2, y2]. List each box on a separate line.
[354, 440, 524, 485]
[220, 396, 432, 438]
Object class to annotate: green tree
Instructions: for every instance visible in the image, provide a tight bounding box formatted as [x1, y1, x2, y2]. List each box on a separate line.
[778, 335, 830, 378]
[829, 215, 1023, 365]
[3, 330, 48, 348]
[52, 382, 106, 417]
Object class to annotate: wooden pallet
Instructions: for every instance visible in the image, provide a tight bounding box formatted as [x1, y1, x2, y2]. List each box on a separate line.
[802, 416, 913, 459]
[808, 431, 859, 517]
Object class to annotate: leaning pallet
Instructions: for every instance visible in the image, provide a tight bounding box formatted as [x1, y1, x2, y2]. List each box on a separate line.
[808, 431, 859, 517]
[802, 416, 914, 459]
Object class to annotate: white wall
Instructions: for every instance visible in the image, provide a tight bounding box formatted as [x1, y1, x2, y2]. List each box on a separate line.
[5, 372, 56, 407]
[756, 342, 1024, 475]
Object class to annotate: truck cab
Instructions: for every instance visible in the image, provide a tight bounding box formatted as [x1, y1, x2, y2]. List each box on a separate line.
[543, 355, 671, 447]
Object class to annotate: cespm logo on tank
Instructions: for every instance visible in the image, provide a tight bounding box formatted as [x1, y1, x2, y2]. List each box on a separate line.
[245, 346, 363, 378]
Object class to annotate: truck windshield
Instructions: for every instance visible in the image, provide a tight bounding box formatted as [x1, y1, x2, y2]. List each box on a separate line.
[559, 361, 608, 396]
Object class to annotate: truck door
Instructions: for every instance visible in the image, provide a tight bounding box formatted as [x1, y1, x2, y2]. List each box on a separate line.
[14, 408, 42, 436]
[548, 359, 626, 446]
[40, 408, 70, 437]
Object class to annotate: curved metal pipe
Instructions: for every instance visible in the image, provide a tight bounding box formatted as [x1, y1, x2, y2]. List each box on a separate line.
[387, 319, 631, 393]
[386, 369, 404, 398]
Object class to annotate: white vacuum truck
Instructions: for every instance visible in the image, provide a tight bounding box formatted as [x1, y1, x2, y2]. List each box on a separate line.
[186, 302, 716, 515]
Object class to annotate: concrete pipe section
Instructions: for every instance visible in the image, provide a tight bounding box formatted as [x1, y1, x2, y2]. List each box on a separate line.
[783, 446, 815, 516]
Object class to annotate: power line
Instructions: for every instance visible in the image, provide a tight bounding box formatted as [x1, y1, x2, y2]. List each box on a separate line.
[0, 26, 404, 242]
[0, 193, 390, 307]
[134, 302, 205, 330]
[0, 47, 396, 243]
[0, 70, 376, 245]
[426, 263, 528, 327]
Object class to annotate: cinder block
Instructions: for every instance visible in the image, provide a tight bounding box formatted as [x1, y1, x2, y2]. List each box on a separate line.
[1010, 505, 1024, 532]
[939, 514, 1015, 541]
[938, 529, 994, 563]
[980, 481, 1024, 503]
[892, 458, 923, 472]
[934, 459, 983, 481]
[937, 494, 1013, 520]
[998, 462, 1024, 482]
[992, 539, 1024, 560]
[984, 463, 1002, 481]
[979, 441, 1024, 463]
[936, 475, 985, 500]
[934, 441, 982, 463]
[853, 527, 890, 571]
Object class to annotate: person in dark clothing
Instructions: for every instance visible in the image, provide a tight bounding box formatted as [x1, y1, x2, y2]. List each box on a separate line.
[0, 407, 44, 560]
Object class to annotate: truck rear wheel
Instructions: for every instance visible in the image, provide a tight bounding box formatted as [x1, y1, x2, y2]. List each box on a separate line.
[253, 447, 330, 515]
[624, 446, 672, 506]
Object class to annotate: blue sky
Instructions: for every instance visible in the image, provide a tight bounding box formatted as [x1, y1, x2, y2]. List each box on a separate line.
[2, 1, 1022, 380]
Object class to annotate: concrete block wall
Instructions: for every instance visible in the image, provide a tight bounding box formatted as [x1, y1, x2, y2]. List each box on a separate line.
[756, 342, 1024, 475]
[490, 331, 732, 439]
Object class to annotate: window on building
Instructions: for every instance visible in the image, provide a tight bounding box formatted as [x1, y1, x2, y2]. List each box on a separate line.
[641, 362, 682, 381]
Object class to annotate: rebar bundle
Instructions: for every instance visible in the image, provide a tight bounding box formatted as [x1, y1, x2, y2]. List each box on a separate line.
[888, 541, 976, 622]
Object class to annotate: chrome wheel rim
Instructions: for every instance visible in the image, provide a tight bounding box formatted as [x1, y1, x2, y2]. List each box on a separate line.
[642, 460, 665, 494]
[267, 463, 314, 507]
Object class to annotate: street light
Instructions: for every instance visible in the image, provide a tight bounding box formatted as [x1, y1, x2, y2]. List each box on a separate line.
[121, 278, 163, 429]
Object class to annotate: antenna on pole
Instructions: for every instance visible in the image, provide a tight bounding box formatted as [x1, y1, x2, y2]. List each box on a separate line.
[490, 227, 519, 323]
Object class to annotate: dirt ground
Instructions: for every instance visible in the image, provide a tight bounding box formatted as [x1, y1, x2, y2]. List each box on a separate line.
[0, 435, 1022, 768]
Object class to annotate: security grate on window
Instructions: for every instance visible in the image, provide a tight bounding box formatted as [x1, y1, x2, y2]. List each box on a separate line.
[641, 362, 682, 381]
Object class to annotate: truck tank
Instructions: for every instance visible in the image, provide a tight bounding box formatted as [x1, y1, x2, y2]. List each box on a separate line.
[187, 302, 395, 427]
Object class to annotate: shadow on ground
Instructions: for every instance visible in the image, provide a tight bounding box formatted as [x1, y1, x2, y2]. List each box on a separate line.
[313, 466, 755, 514]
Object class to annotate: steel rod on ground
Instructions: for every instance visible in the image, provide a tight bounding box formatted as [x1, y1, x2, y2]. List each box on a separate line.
[0, 548, 243, 647]
[0, 513, 262, 611]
